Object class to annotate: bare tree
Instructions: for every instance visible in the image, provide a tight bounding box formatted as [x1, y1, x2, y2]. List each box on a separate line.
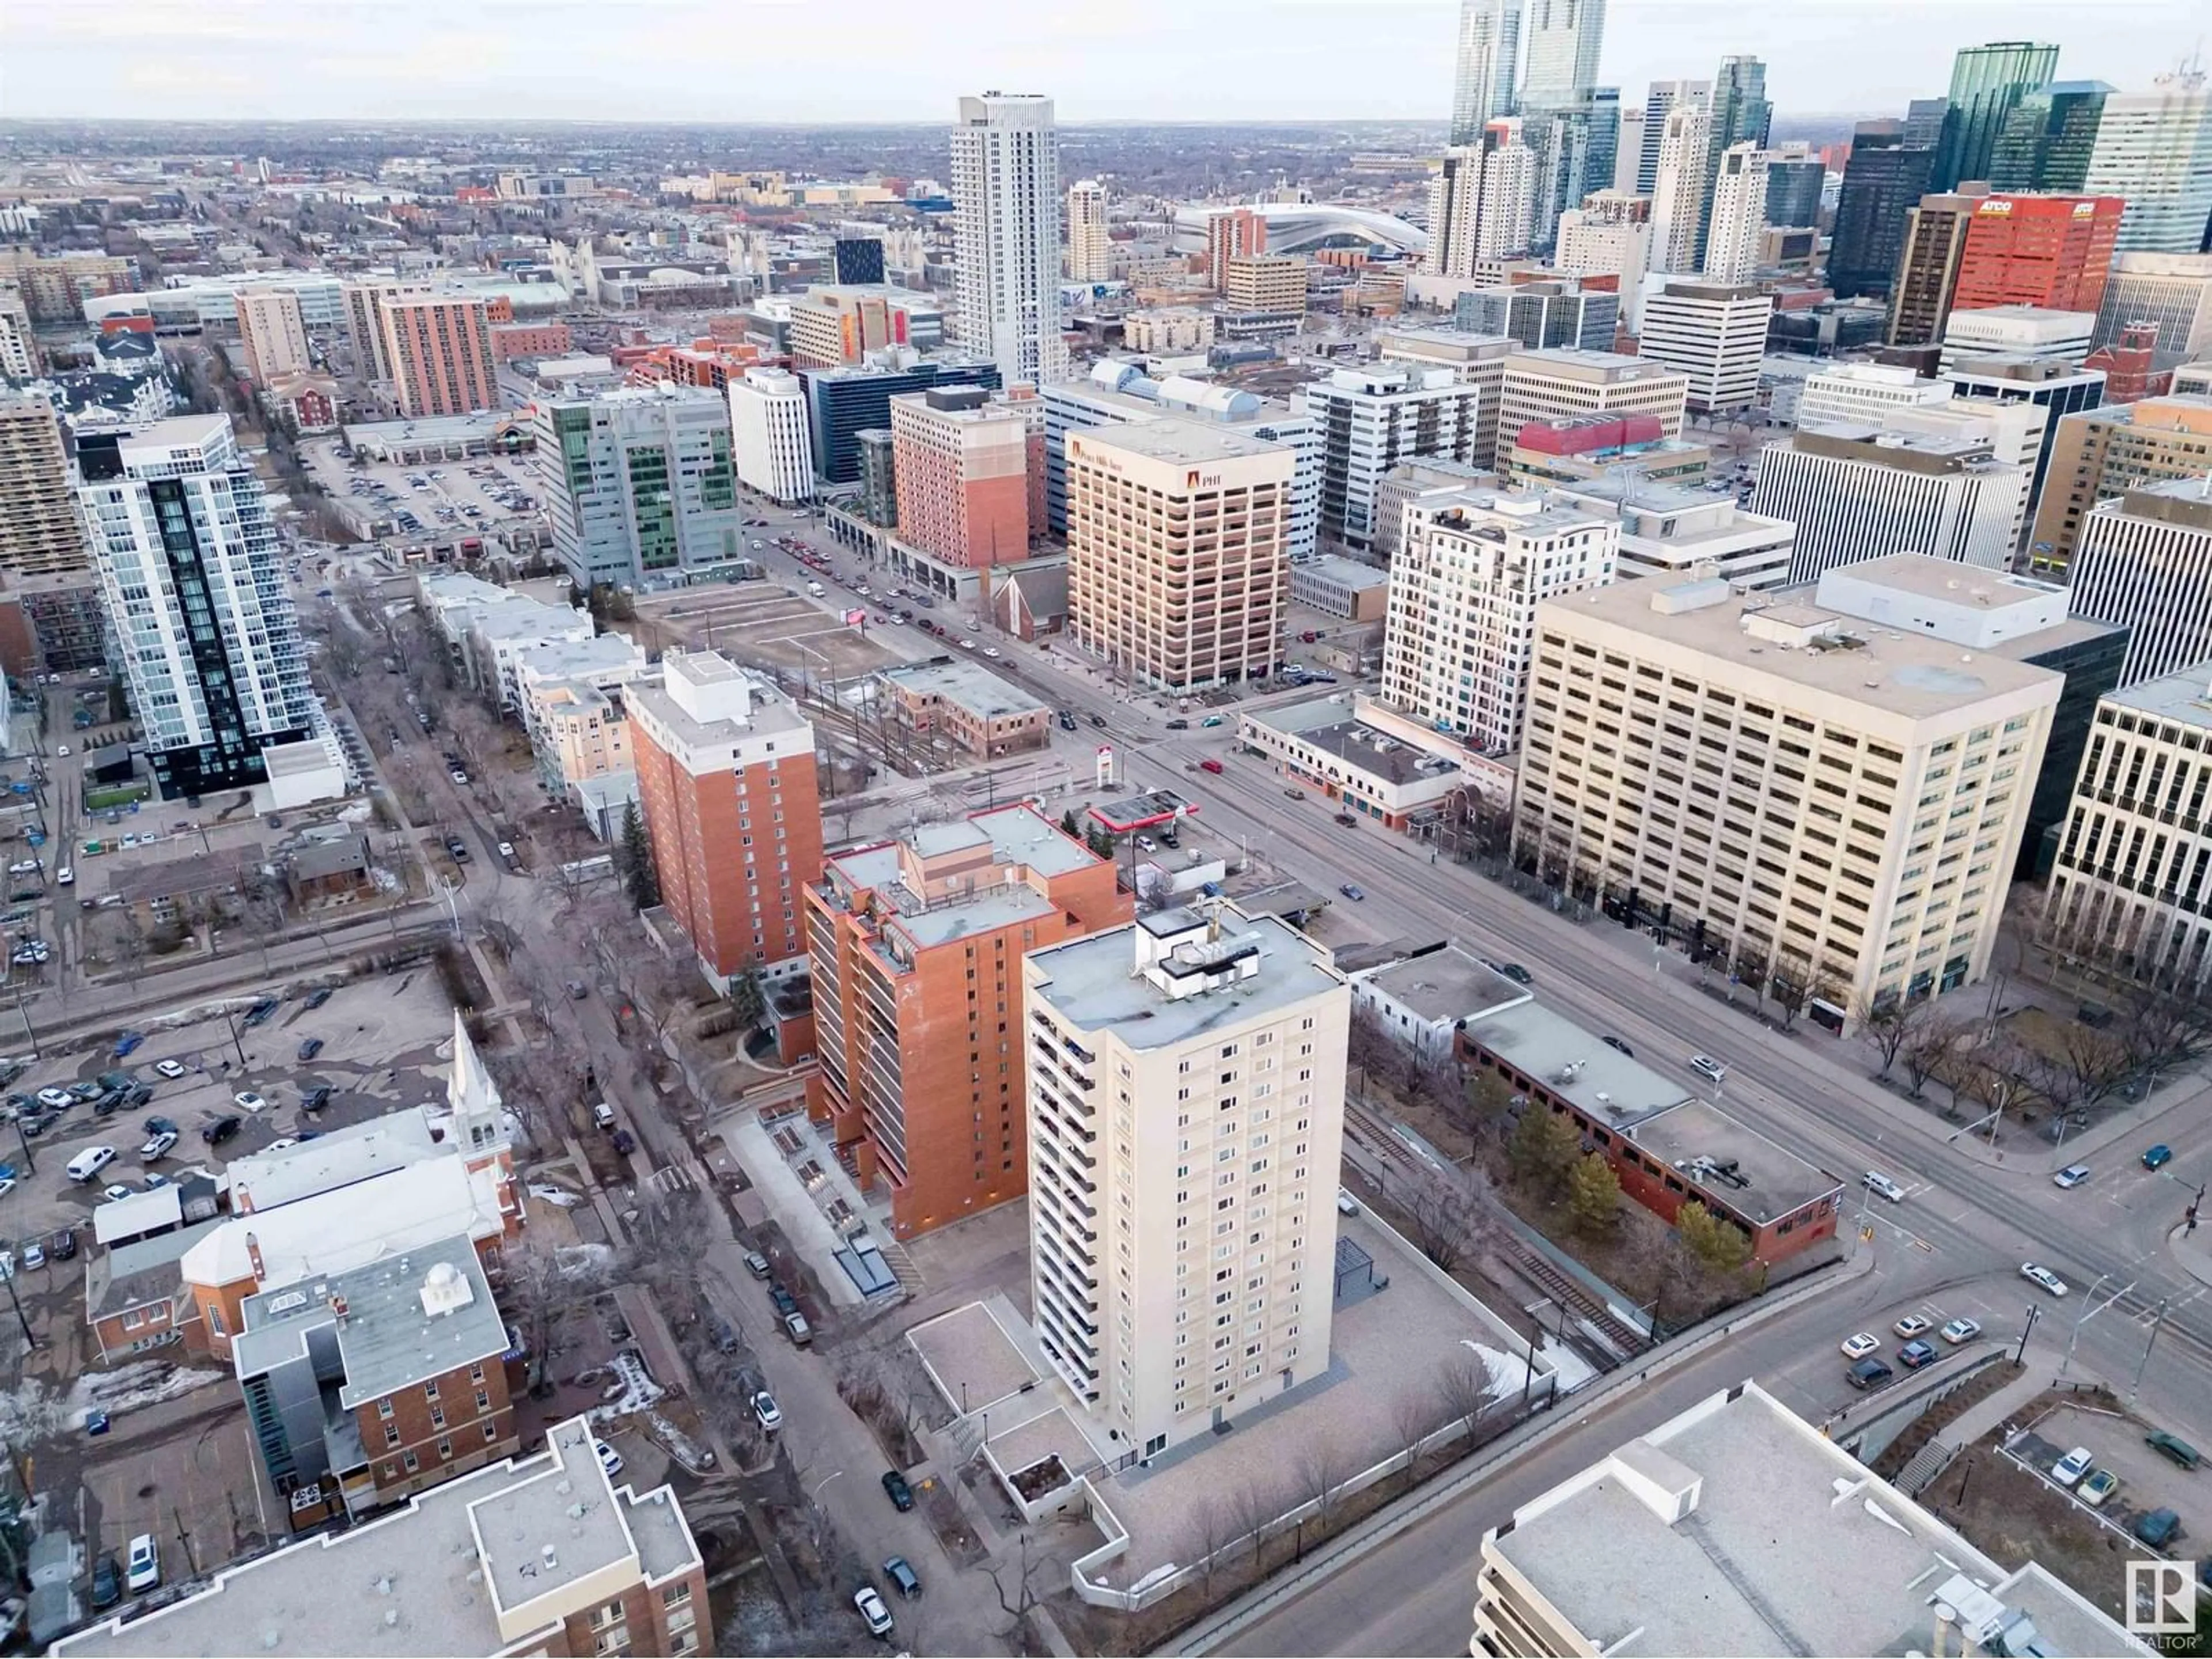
[1294, 1434, 1354, 1545]
[1188, 1492, 1231, 1600]
[1854, 992, 1925, 1080]
[982, 1528, 1052, 1656]
[1228, 1478, 1278, 1574]
[1434, 1346, 1497, 1446]
[1901, 1012, 1966, 1102]
[1768, 952, 1814, 1031]
[1389, 1384, 1436, 1494]
[2118, 980, 2212, 1095]
[1400, 1165, 1489, 1273]
[503, 1233, 608, 1394]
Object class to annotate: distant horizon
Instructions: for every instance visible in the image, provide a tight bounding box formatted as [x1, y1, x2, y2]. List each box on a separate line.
[7, 0, 2204, 126]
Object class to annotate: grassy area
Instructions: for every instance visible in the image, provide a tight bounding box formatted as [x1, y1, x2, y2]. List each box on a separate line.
[1925, 1428, 2135, 1627]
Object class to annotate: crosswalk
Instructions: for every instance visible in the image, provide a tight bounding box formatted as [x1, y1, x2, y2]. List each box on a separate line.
[644, 1160, 703, 1198]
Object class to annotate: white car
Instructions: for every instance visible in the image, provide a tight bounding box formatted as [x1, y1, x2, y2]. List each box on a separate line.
[55, 866, 73, 887]
[234, 1090, 268, 1113]
[2052, 1164, 2091, 1188]
[264, 1137, 298, 1153]
[36, 1087, 73, 1110]
[139, 1131, 177, 1161]
[2051, 1445, 2094, 1487]
[154, 1059, 187, 1080]
[1892, 1314, 1934, 1339]
[2020, 1262, 2070, 1296]
[126, 1533, 159, 1593]
[496, 841, 515, 861]
[102, 1183, 134, 1203]
[1861, 1171, 1907, 1203]
[65, 1145, 117, 1183]
[1840, 1332, 1881, 1360]
[594, 1438, 623, 1478]
[1939, 1317, 1982, 1344]
[983, 646, 1002, 658]
[752, 1391, 783, 1433]
[854, 1586, 893, 1639]
[958, 638, 977, 650]
[527, 1182, 582, 1209]
[0, 1178, 14, 1202]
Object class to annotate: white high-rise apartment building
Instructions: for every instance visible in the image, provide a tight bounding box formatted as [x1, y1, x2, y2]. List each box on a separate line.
[1634, 280, 1772, 414]
[1637, 79, 1709, 195]
[0, 283, 35, 379]
[1381, 487, 1619, 751]
[533, 383, 743, 590]
[728, 367, 816, 505]
[1302, 363, 1490, 551]
[2070, 478, 2212, 687]
[234, 286, 312, 385]
[1515, 577, 2060, 1017]
[1066, 179, 1110, 284]
[2046, 665, 2212, 986]
[1479, 127, 1539, 257]
[952, 93, 1067, 387]
[74, 414, 325, 800]
[1751, 426, 2027, 586]
[1796, 362, 1956, 429]
[1067, 421, 1293, 691]
[1700, 144, 1770, 285]
[2082, 70, 2212, 254]
[1555, 192, 1653, 325]
[1450, 0, 1522, 144]
[1615, 108, 1646, 192]
[1429, 123, 1539, 276]
[1495, 349, 1688, 469]
[1023, 906, 1349, 1455]
[1649, 102, 1714, 274]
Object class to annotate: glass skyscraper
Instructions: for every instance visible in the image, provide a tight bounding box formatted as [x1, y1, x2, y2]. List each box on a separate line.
[1450, 0, 1522, 144]
[1931, 40, 2061, 190]
[1828, 121, 1938, 299]
[1989, 80, 2112, 191]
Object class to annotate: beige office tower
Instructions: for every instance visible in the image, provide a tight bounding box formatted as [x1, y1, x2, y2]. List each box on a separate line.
[1494, 349, 1690, 469]
[1024, 906, 1350, 1455]
[0, 392, 90, 581]
[236, 286, 312, 385]
[1066, 419, 1293, 691]
[1067, 179, 1110, 283]
[2027, 394, 2212, 576]
[1515, 577, 2060, 1018]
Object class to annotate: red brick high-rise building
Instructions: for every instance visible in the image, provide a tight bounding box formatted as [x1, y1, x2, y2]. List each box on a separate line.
[629, 651, 823, 984]
[1952, 193, 2124, 315]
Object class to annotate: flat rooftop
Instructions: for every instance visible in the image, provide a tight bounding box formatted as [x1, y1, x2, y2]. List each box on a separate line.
[225, 1105, 445, 1215]
[1543, 581, 2064, 722]
[1296, 554, 1391, 591]
[231, 1233, 508, 1408]
[2108, 662, 2212, 729]
[1622, 1098, 1842, 1225]
[878, 657, 1049, 721]
[55, 1419, 701, 1658]
[1089, 789, 1194, 832]
[1029, 911, 1343, 1049]
[1078, 415, 1292, 465]
[1487, 1381, 2146, 1659]
[1356, 945, 1531, 1025]
[1463, 1000, 1690, 1130]
[1505, 348, 1680, 381]
[624, 671, 810, 747]
[1823, 551, 2059, 612]
[1247, 700, 1460, 787]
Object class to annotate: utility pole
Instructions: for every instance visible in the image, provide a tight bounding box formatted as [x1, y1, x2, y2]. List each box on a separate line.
[2014, 1301, 2039, 1365]
[2060, 1275, 2132, 1377]
[1, 1262, 33, 1351]
[2129, 1299, 2168, 1404]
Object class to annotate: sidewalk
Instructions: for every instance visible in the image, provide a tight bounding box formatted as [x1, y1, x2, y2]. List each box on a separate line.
[2169, 1220, 2212, 1291]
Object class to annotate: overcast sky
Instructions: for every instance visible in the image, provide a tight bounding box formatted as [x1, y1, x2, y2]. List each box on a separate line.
[7, 0, 2206, 126]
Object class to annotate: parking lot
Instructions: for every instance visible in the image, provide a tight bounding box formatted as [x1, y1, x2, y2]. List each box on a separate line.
[632, 582, 909, 681]
[299, 437, 541, 553]
[75, 1399, 272, 1596]
[3, 968, 468, 1251]
[2015, 1401, 2212, 1551]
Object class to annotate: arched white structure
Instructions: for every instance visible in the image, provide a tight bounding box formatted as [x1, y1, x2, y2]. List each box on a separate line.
[1172, 202, 1430, 257]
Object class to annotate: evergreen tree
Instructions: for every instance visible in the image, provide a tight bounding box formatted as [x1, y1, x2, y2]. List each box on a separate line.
[1508, 1104, 1581, 1198]
[1675, 1202, 1753, 1275]
[1565, 1153, 1622, 1236]
[619, 801, 660, 911]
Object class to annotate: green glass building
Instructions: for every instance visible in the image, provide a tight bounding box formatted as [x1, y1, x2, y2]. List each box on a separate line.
[1931, 40, 2061, 190]
[1988, 79, 2112, 191]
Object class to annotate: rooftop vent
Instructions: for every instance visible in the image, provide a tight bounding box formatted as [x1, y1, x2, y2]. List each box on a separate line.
[419, 1259, 476, 1319]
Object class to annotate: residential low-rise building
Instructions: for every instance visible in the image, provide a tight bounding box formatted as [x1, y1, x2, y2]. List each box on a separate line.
[1122, 307, 1216, 354]
[874, 658, 1051, 758]
[1347, 944, 1531, 1059]
[55, 1418, 712, 1658]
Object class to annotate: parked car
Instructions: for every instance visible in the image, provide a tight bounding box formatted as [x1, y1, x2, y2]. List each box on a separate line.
[65, 1145, 117, 1183]
[883, 1556, 922, 1599]
[2078, 1468, 2120, 1507]
[881, 1469, 915, 1512]
[1845, 1357, 1893, 1391]
[125, 1535, 158, 1594]
[743, 1250, 771, 1280]
[609, 1128, 635, 1155]
[2051, 1446, 2094, 1487]
[47, 1230, 76, 1262]
[296, 1039, 323, 1062]
[1840, 1332, 1881, 1361]
[139, 1131, 177, 1161]
[854, 1585, 893, 1639]
[1893, 1315, 1934, 1339]
[241, 997, 280, 1028]
[2135, 1508, 2183, 1548]
[1939, 1317, 1982, 1344]
[234, 1090, 268, 1113]
[1898, 1340, 1938, 1370]
[304, 988, 334, 1010]
[752, 1391, 783, 1432]
[594, 1438, 623, 1479]
[19, 1243, 42, 1271]
[768, 1283, 798, 1317]
[153, 1060, 187, 1080]
[90, 1554, 122, 1611]
[202, 1115, 242, 1146]
[784, 1310, 813, 1346]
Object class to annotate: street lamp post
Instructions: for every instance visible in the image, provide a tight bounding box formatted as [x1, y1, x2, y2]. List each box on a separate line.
[2059, 1275, 2133, 1377]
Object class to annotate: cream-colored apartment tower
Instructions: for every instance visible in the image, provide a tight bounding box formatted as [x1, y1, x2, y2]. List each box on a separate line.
[1515, 578, 2061, 1020]
[1494, 350, 1688, 470]
[1066, 419, 1294, 691]
[1024, 908, 1349, 1456]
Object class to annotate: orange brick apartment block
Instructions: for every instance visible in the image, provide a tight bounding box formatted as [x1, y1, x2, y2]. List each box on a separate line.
[805, 805, 1128, 1238]
[629, 650, 823, 983]
[889, 385, 1037, 567]
[379, 290, 500, 417]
